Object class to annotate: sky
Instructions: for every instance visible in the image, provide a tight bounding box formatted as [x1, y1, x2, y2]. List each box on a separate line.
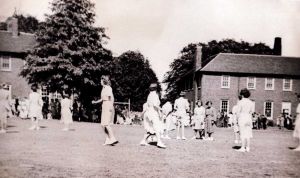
[1, 0, 300, 83]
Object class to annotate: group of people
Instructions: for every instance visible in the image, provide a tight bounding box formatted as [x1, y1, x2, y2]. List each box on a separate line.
[1, 77, 300, 152]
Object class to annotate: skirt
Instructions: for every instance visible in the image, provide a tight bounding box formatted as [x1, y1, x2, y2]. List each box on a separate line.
[101, 102, 114, 126]
[238, 113, 253, 139]
[61, 108, 73, 124]
[28, 104, 43, 120]
[205, 117, 214, 133]
[293, 116, 300, 139]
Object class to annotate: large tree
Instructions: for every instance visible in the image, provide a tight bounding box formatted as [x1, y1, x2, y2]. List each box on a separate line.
[21, 0, 112, 104]
[163, 39, 274, 102]
[112, 51, 160, 111]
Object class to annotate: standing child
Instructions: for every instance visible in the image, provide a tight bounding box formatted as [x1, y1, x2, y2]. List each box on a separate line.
[61, 93, 73, 131]
[232, 96, 241, 144]
[293, 95, 300, 151]
[161, 101, 173, 139]
[0, 84, 10, 133]
[191, 100, 205, 139]
[28, 84, 43, 130]
[174, 92, 190, 140]
[204, 101, 217, 141]
[236, 88, 255, 153]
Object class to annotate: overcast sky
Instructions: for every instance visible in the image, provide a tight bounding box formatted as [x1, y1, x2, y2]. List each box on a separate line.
[1, 0, 300, 82]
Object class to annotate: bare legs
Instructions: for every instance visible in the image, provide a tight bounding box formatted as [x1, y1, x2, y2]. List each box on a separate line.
[29, 117, 39, 130]
[102, 125, 118, 145]
[0, 117, 7, 133]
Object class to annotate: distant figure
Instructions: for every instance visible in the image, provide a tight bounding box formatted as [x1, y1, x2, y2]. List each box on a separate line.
[28, 84, 43, 130]
[232, 96, 241, 144]
[191, 100, 205, 139]
[174, 91, 189, 140]
[204, 101, 217, 141]
[293, 95, 300, 151]
[60, 93, 73, 131]
[236, 88, 254, 153]
[0, 84, 10, 133]
[42, 98, 49, 120]
[19, 97, 29, 119]
[261, 115, 267, 130]
[92, 75, 118, 146]
[161, 101, 173, 139]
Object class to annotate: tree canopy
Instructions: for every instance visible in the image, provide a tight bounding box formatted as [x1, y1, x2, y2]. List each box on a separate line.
[0, 14, 40, 33]
[163, 39, 274, 102]
[21, 0, 113, 105]
[112, 51, 160, 111]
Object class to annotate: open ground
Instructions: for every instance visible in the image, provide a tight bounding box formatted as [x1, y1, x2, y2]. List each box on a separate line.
[0, 118, 299, 178]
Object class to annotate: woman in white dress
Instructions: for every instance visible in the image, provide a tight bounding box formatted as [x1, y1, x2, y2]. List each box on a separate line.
[60, 93, 73, 131]
[236, 89, 255, 152]
[0, 84, 10, 133]
[293, 95, 300, 151]
[92, 75, 118, 146]
[28, 85, 43, 130]
[174, 91, 190, 140]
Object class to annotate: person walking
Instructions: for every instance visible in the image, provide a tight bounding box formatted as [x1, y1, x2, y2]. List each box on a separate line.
[236, 88, 255, 153]
[0, 84, 10, 133]
[92, 75, 118, 146]
[28, 84, 43, 130]
[293, 95, 300, 151]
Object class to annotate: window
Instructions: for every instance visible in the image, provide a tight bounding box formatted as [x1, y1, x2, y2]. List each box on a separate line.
[247, 77, 256, 89]
[221, 75, 230, 88]
[41, 86, 49, 99]
[0, 56, 11, 71]
[283, 79, 292, 91]
[220, 100, 229, 114]
[264, 101, 273, 120]
[265, 78, 274, 90]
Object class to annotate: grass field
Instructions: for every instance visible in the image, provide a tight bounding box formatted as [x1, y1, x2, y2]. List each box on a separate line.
[0, 118, 299, 178]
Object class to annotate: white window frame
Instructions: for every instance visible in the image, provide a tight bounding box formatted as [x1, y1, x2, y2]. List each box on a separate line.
[0, 56, 12, 71]
[265, 78, 275, 90]
[247, 77, 256, 90]
[283, 79, 293, 91]
[221, 75, 230, 88]
[220, 100, 229, 115]
[264, 101, 273, 120]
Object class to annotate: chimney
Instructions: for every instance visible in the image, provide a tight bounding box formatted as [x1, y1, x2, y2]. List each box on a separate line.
[195, 45, 202, 70]
[6, 17, 18, 37]
[273, 37, 282, 56]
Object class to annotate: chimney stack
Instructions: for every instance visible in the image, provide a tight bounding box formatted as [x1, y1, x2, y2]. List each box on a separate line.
[6, 17, 18, 37]
[273, 37, 282, 56]
[195, 45, 202, 70]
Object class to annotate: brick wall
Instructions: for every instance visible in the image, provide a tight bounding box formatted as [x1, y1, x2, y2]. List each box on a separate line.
[199, 74, 300, 121]
[0, 56, 31, 98]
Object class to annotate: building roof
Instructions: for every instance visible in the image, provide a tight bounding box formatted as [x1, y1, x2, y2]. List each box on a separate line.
[0, 30, 36, 53]
[199, 53, 300, 77]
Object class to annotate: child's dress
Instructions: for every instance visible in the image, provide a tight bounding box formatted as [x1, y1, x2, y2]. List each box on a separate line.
[293, 103, 300, 139]
[28, 92, 43, 120]
[193, 106, 205, 130]
[205, 107, 217, 134]
[61, 98, 73, 124]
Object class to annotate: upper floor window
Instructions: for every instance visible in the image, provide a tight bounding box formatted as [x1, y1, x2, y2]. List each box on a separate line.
[283, 79, 292, 91]
[247, 77, 256, 89]
[265, 78, 274, 90]
[221, 75, 230, 88]
[0, 56, 11, 71]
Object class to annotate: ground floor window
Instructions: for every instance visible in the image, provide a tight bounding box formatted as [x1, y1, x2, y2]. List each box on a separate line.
[220, 100, 229, 114]
[264, 101, 273, 120]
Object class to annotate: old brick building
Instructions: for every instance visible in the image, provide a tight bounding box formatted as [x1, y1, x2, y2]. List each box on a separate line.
[0, 17, 35, 99]
[181, 45, 300, 121]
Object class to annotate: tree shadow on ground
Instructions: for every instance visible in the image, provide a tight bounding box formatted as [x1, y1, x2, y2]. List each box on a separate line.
[7, 125, 16, 128]
[6, 131, 19, 133]
[232, 146, 241, 150]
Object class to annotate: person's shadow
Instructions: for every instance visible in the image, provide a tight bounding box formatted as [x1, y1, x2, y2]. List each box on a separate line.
[6, 131, 19, 133]
[232, 146, 241, 150]
[288, 146, 297, 150]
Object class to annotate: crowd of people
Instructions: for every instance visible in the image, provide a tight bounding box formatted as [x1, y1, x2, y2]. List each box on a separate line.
[0, 78, 300, 152]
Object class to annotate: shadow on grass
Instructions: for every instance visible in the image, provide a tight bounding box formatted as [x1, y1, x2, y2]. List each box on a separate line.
[232, 146, 241, 150]
[288, 146, 297, 150]
[39, 126, 47, 129]
[69, 129, 76, 131]
[148, 142, 158, 146]
[6, 131, 19, 133]
[7, 125, 16, 128]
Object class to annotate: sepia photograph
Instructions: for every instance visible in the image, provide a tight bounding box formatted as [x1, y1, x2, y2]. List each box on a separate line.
[0, 0, 300, 177]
